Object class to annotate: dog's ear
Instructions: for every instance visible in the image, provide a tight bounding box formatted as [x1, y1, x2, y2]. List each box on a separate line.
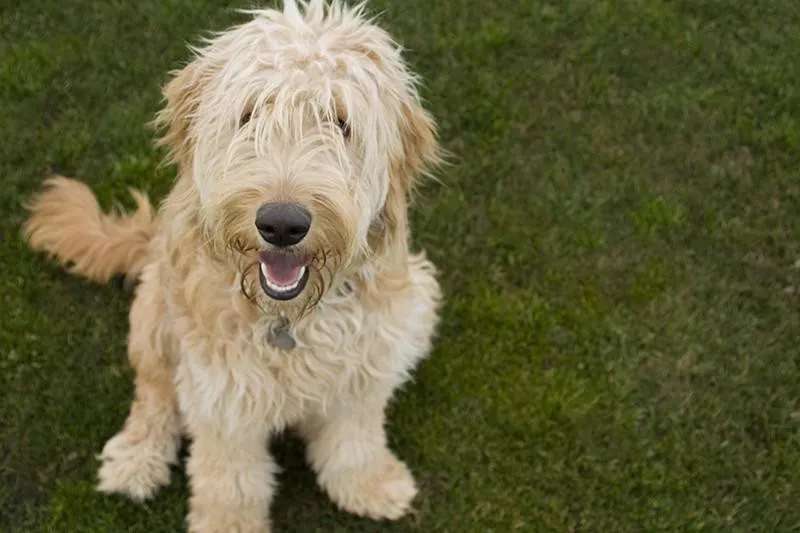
[152, 61, 207, 171]
[371, 99, 441, 276]
[395, 99, 441, 192]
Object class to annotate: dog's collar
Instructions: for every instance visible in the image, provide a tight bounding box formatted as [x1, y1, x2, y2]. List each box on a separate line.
[266, 280, 356, 352]
[334, 280, 355, 297]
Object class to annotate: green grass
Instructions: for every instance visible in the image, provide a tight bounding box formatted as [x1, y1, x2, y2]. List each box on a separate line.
[2, 0, 800, 531]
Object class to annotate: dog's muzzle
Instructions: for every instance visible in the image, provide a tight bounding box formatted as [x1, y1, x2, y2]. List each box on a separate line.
[255, 203, 312, 300]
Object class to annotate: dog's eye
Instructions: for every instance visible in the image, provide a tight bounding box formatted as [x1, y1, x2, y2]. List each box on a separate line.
[337, 117, 350, 139]
[239, 111, 252, 128]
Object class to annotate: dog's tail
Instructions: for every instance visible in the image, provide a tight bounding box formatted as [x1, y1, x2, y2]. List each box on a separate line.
[22, 176, 155, 284]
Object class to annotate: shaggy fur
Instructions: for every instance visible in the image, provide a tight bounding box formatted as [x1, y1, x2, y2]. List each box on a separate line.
[22, 2, 442, 531]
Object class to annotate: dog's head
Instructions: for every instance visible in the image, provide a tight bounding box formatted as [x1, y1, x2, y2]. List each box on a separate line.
[155, 0, 439, 314]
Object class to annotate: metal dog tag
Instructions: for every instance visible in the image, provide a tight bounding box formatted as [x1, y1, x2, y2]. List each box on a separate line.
[268, 317, 296, 351]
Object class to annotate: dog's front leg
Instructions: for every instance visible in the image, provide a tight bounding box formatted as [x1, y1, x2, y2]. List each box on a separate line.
[184, 419, 276, 533]
[298, 384, 417, 521]
[97, 275, 181, 501]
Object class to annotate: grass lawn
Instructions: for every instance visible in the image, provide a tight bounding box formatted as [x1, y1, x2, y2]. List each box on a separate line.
[2, 0, 800, 531]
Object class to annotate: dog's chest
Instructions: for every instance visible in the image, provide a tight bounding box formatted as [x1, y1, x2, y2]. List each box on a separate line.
[174, 296, 400, 433]
[171, 256, 440, 437]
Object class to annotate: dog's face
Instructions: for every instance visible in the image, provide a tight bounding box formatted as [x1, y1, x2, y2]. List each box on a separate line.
[156, 0, 439, 312]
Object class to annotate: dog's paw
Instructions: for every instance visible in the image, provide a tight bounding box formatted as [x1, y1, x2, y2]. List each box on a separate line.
[323, 450, 418, 521]
[96, 432, 175, 501]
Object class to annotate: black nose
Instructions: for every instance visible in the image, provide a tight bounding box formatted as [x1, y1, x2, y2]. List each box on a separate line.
[255, 203, 312, 247]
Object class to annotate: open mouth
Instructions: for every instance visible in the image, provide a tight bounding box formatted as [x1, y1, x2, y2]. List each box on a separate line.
[257, 251, 310, 301]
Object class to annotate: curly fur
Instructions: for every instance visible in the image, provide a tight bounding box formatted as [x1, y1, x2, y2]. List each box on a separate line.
[22, 2, 442, 532]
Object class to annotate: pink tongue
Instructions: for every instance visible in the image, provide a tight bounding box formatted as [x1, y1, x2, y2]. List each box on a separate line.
[266, 264, 303, 285]
[260, 252, 304, 286]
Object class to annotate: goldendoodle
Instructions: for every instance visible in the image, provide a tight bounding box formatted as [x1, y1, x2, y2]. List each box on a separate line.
[22, 1, 442, 531]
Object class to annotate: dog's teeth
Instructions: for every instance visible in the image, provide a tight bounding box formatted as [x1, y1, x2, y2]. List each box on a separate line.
[260, 263, 269, 278]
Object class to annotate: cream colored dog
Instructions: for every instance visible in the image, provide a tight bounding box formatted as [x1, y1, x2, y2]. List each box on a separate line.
[22, 1, 442, 531]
